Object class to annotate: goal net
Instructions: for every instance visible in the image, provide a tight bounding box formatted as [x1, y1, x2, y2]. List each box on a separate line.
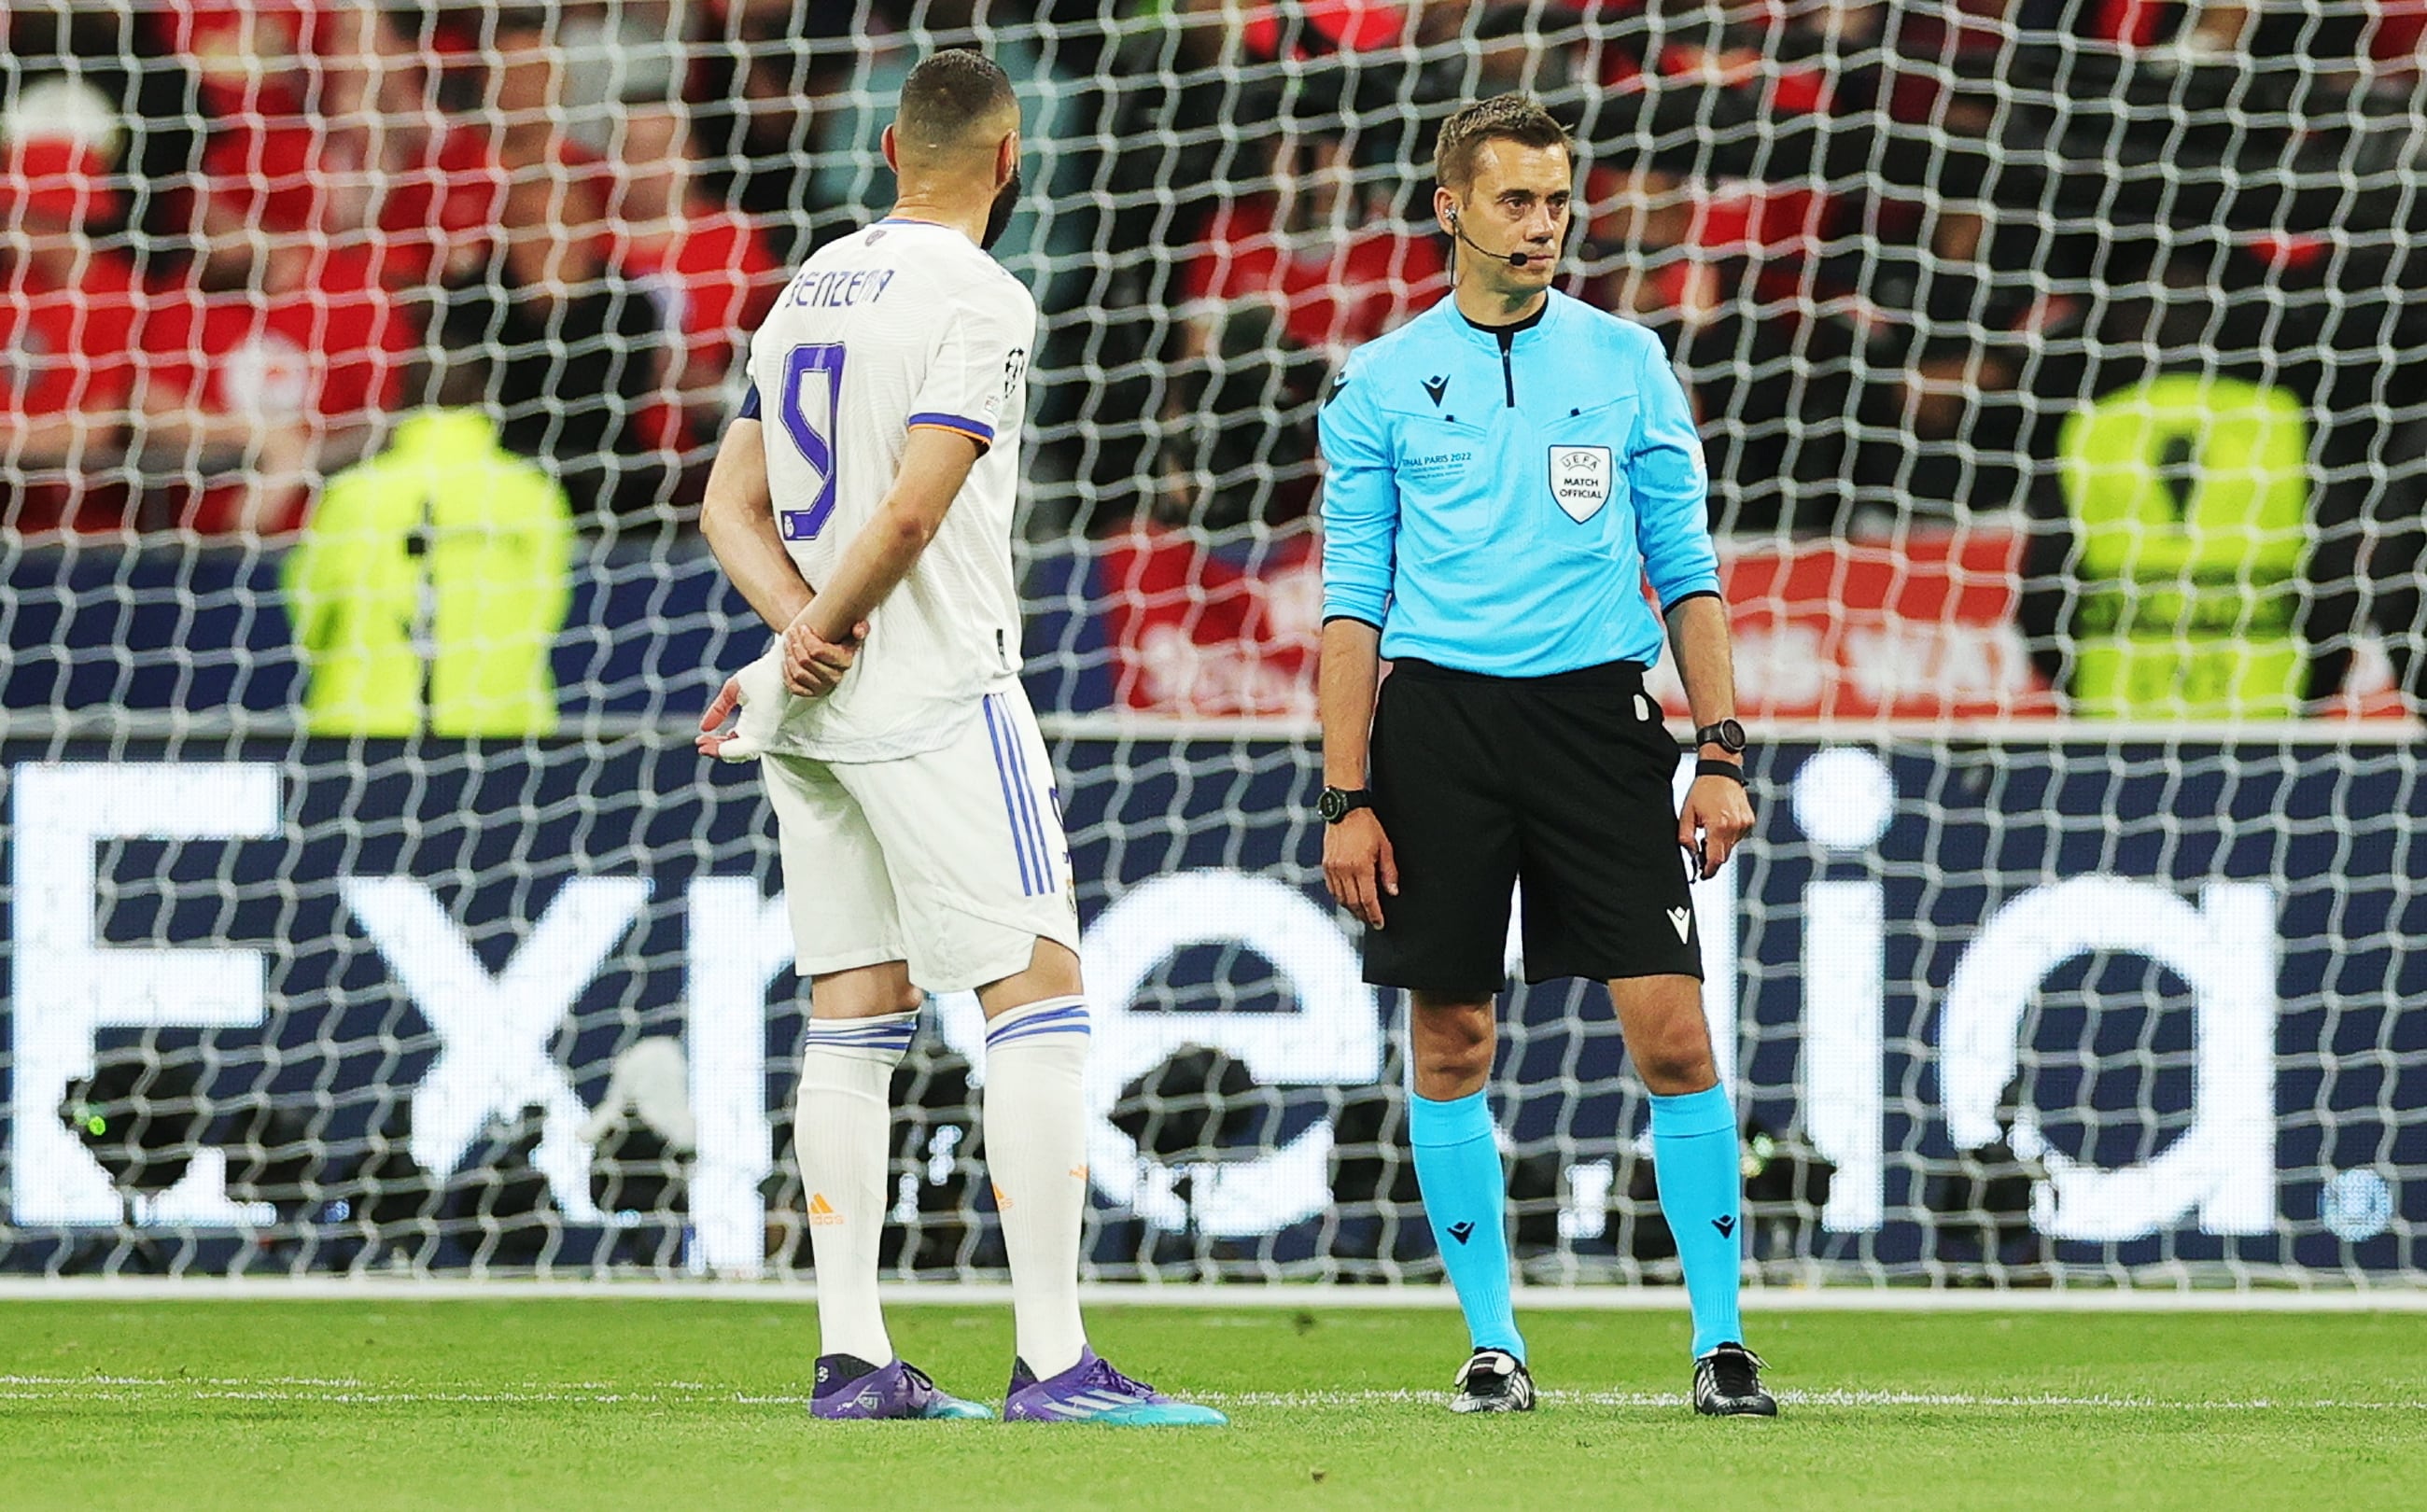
[1, 3, 2420, 1288]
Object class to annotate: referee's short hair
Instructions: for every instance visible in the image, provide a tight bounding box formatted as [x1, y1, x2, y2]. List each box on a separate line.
[897, 49, 1017, 152]
[1434, 93, 1571, 191]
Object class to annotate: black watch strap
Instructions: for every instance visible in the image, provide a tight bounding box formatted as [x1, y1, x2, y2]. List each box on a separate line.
[1696, 758, 1747, 784]
[1318, 786, 1373, 823]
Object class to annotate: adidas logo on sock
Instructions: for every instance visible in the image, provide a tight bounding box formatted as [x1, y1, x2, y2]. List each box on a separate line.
[1448, 1221, 1476, 1244]
[1712, 1215, 1736, 1238]
[808, 1193, 843, 1226]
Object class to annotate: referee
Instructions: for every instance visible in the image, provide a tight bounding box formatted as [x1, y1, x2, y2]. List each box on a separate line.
[1316, 95, 1771, 1418]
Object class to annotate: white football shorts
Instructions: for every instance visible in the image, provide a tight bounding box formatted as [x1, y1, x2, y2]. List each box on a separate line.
[760, 682, 1080, 991]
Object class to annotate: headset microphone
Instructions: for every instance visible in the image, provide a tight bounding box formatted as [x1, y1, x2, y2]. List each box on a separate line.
[1449, 209, 1544, 269]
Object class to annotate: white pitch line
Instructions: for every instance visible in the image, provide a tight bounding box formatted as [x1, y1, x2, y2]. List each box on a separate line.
[1190, 1389, 2426, 1412]
[0, 1375, 729, 1407]
[0, 1376, 2417, 1413]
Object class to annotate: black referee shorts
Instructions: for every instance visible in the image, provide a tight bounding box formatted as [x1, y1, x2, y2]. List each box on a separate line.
[1362, 657, 1703, 996]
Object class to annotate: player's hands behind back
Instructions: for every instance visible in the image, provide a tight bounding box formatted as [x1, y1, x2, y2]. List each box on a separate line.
[1323, 809, 1399, 930]
[1678, 772, 1754, 880]
[781, 606, 870, 698]
[696, 651, 783, 761]
[695, 609, 878, 762]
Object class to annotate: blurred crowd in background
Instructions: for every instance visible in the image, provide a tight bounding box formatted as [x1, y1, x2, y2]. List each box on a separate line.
[4, 0, 2426, 546]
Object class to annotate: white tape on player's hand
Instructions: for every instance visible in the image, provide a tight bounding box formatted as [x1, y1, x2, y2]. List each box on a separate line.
[703, 648, 786, 763]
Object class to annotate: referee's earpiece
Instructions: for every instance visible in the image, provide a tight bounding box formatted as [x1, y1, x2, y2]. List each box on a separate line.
[1448, 205, 1538, 270]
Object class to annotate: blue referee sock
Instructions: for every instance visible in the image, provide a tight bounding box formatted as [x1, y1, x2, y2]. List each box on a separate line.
[1650, 1085, 1746, 1358]
[1409, 1089, 1524, 1363]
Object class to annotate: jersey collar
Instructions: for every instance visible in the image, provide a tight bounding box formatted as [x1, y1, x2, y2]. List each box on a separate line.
[1448, 289, 1555, 349]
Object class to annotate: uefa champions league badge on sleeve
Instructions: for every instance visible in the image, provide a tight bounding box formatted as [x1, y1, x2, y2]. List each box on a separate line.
[1550, 445, 1612, 524]
[997, 346, 1028, 413]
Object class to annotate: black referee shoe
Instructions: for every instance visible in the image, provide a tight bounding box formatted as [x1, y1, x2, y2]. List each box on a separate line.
[1450, 1349, 1536, 1414]
[1692, 1342, 1777, 1417]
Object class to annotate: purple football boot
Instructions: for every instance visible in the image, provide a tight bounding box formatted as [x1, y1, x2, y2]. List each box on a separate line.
[1003, 1347, 1227, 1426]
[809, 1354, 992, 1421]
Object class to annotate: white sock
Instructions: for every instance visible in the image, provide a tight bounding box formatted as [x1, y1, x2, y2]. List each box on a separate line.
[984, 995, 1091, 1377]
[794, 1009, 916, 1365]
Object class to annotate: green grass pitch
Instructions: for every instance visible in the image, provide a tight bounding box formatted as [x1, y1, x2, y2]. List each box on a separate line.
[2, 1299, 2420, 1510]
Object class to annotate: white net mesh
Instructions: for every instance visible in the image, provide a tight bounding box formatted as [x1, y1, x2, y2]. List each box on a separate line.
[1, 3, 2421, 1284]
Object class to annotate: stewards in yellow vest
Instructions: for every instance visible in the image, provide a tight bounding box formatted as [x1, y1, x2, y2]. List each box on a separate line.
[2056, 373, 2312, 719]
[286, 409, 573, 736]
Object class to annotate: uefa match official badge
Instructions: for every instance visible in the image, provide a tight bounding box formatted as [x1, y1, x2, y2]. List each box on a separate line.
[1550, 444, 1613, 523]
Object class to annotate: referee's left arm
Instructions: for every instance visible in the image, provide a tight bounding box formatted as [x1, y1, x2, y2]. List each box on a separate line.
[1626, 331, 1754, 878]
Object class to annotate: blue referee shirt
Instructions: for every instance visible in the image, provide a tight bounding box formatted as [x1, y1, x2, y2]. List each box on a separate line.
[1318, 288, 1721, 677]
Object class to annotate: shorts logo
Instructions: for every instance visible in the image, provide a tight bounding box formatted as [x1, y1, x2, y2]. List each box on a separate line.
[1550, 445, 1612, 523]
[1666, 905, 1692, 943]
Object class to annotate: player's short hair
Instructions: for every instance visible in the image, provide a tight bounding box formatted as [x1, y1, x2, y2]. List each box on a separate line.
[896, 49, 1018, 152]
[1433, 93, 1571, 192]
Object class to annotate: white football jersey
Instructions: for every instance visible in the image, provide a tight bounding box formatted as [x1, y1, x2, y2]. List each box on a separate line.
[743, 217, 1035, 761]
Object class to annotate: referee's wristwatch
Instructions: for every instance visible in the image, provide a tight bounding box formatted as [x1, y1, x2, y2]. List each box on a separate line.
[1693, 719, 1748, 784]
[1693, 718, 1748, 755]
[1316, 786, 1373, 824]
